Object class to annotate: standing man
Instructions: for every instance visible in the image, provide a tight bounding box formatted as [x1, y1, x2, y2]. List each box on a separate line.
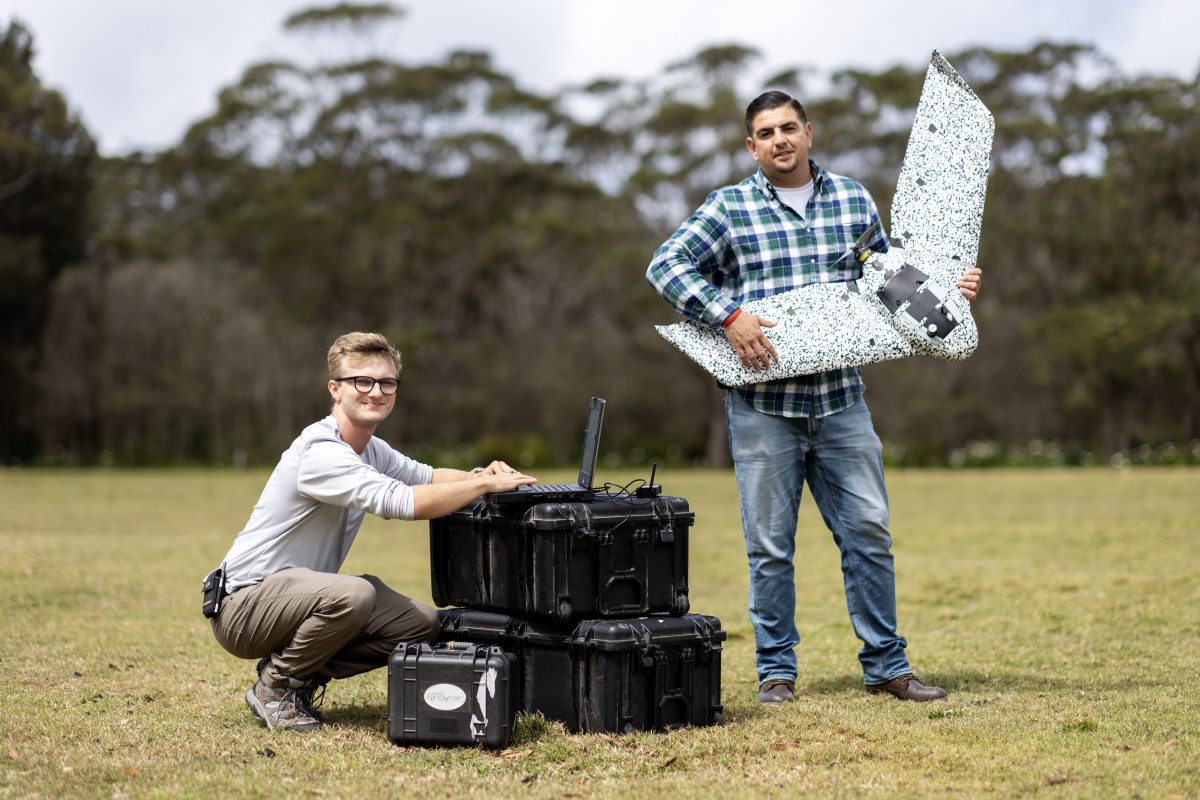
[647, 91, 981, 705]
[207, 331, 537, 731]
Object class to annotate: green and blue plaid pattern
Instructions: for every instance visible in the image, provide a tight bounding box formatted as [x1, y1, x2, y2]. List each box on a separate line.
[647, 161, 888, 418]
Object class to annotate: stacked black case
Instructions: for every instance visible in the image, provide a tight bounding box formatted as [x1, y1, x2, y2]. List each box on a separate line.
[438, 608, 725, 734]
[430, 494, 693, 623]
[422, 490, 725, 735]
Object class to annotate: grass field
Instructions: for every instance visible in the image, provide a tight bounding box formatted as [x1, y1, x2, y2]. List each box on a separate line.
[1, 466, 1197, 799]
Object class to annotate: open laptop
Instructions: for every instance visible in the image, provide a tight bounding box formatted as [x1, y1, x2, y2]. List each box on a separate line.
[486, 397, 605, 504]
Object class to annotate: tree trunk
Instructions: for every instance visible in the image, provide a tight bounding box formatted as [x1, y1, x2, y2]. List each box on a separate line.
[705, 383, 730, 467]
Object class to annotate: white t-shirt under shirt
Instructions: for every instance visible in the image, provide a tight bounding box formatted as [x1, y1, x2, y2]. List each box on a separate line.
[773, 180, 815, 220]
[220, 415, 434, 591]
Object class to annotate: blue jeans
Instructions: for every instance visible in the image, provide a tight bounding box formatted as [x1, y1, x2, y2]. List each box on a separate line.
[725, 392, 910, 686]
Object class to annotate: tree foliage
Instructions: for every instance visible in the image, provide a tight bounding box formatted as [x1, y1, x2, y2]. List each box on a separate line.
[9, 5, 1198, 466]
[0, 19, 95, 463]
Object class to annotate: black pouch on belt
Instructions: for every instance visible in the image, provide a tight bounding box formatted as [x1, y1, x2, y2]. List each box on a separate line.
[201, 565, 227, 619]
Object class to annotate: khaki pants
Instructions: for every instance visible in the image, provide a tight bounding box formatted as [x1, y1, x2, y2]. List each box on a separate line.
[210, 567, 439, 686]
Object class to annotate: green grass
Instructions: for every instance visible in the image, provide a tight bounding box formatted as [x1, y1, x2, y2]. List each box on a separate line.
[1, 467, 1197, 799]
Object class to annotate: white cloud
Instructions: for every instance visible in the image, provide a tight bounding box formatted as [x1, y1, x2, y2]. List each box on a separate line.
[2, 0, 1196, 154]
[1108, 0, 1200, 78]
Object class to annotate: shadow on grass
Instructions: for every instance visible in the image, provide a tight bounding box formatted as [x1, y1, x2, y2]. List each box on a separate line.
[310, 670, 1158, 736]
[793, 668, 1166, 699]
[321, 701, 389, 731]
[317, 704, 565, 745]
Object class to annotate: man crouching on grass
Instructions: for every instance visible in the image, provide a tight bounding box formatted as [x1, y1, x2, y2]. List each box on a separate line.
[204, 331, 536, 732]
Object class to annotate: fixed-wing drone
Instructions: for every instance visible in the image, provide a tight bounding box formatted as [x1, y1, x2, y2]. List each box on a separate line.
[656, 50, 995, 386]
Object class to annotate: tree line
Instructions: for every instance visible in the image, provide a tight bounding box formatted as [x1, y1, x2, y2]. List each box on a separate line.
[2, 5, 1197, 468]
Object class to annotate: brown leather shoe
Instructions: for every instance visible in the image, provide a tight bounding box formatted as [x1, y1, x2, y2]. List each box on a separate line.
[757, 678, 795, 705]
[864, 674, 947, 702]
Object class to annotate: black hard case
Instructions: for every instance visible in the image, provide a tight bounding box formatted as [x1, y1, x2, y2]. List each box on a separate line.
[387, 641, 518, 749]
[430, 494, 692, 623]
[439, 609, 725, 734]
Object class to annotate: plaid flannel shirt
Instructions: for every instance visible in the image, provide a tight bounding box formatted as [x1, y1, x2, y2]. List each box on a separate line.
[647, 160, 889, 418]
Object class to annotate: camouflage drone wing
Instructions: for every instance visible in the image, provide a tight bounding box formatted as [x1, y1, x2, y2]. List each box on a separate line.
[888, 49, 995, 264]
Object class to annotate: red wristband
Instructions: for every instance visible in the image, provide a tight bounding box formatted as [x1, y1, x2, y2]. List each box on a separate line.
[722, 308, 742, 328]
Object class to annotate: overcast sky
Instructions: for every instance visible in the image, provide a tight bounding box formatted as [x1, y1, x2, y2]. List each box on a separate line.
[4, 0, 1198, 155]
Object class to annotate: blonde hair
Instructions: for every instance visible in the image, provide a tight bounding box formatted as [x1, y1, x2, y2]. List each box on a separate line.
[327, 332, 402, 380]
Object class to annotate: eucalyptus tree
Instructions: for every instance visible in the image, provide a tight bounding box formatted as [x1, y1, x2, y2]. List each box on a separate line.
[0, 19, 96, 463]
[40, 11, 1199, 464]
[1022, 66, 1200, 449]
[69, 3, 665, 464]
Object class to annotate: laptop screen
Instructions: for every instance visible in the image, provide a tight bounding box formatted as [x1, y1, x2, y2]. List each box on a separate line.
[576, 397, 605, 488]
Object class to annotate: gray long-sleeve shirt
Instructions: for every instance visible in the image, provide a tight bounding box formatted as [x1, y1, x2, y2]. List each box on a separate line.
[220, 416, 434, 592]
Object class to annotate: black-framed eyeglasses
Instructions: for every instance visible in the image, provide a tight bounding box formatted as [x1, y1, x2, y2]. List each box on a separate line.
[334, 376, 400, 395]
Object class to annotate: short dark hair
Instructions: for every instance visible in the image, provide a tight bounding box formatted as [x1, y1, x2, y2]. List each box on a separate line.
[745, 91, 807, 136]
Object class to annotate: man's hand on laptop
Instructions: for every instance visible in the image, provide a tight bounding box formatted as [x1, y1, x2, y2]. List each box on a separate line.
[474, 460, 526, 477]
[473, 461, 538, 491]
[413, 463, 537, 518]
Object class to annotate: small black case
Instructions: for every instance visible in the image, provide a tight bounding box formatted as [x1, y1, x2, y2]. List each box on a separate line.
[201, 566, 226, 619]
[387, 641, 518, 749]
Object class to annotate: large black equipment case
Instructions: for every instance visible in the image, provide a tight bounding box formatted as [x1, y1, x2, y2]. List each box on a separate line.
[387, 641, 518, 749]
[438, 608, 725, 734]
[430, 494, 693, 624]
